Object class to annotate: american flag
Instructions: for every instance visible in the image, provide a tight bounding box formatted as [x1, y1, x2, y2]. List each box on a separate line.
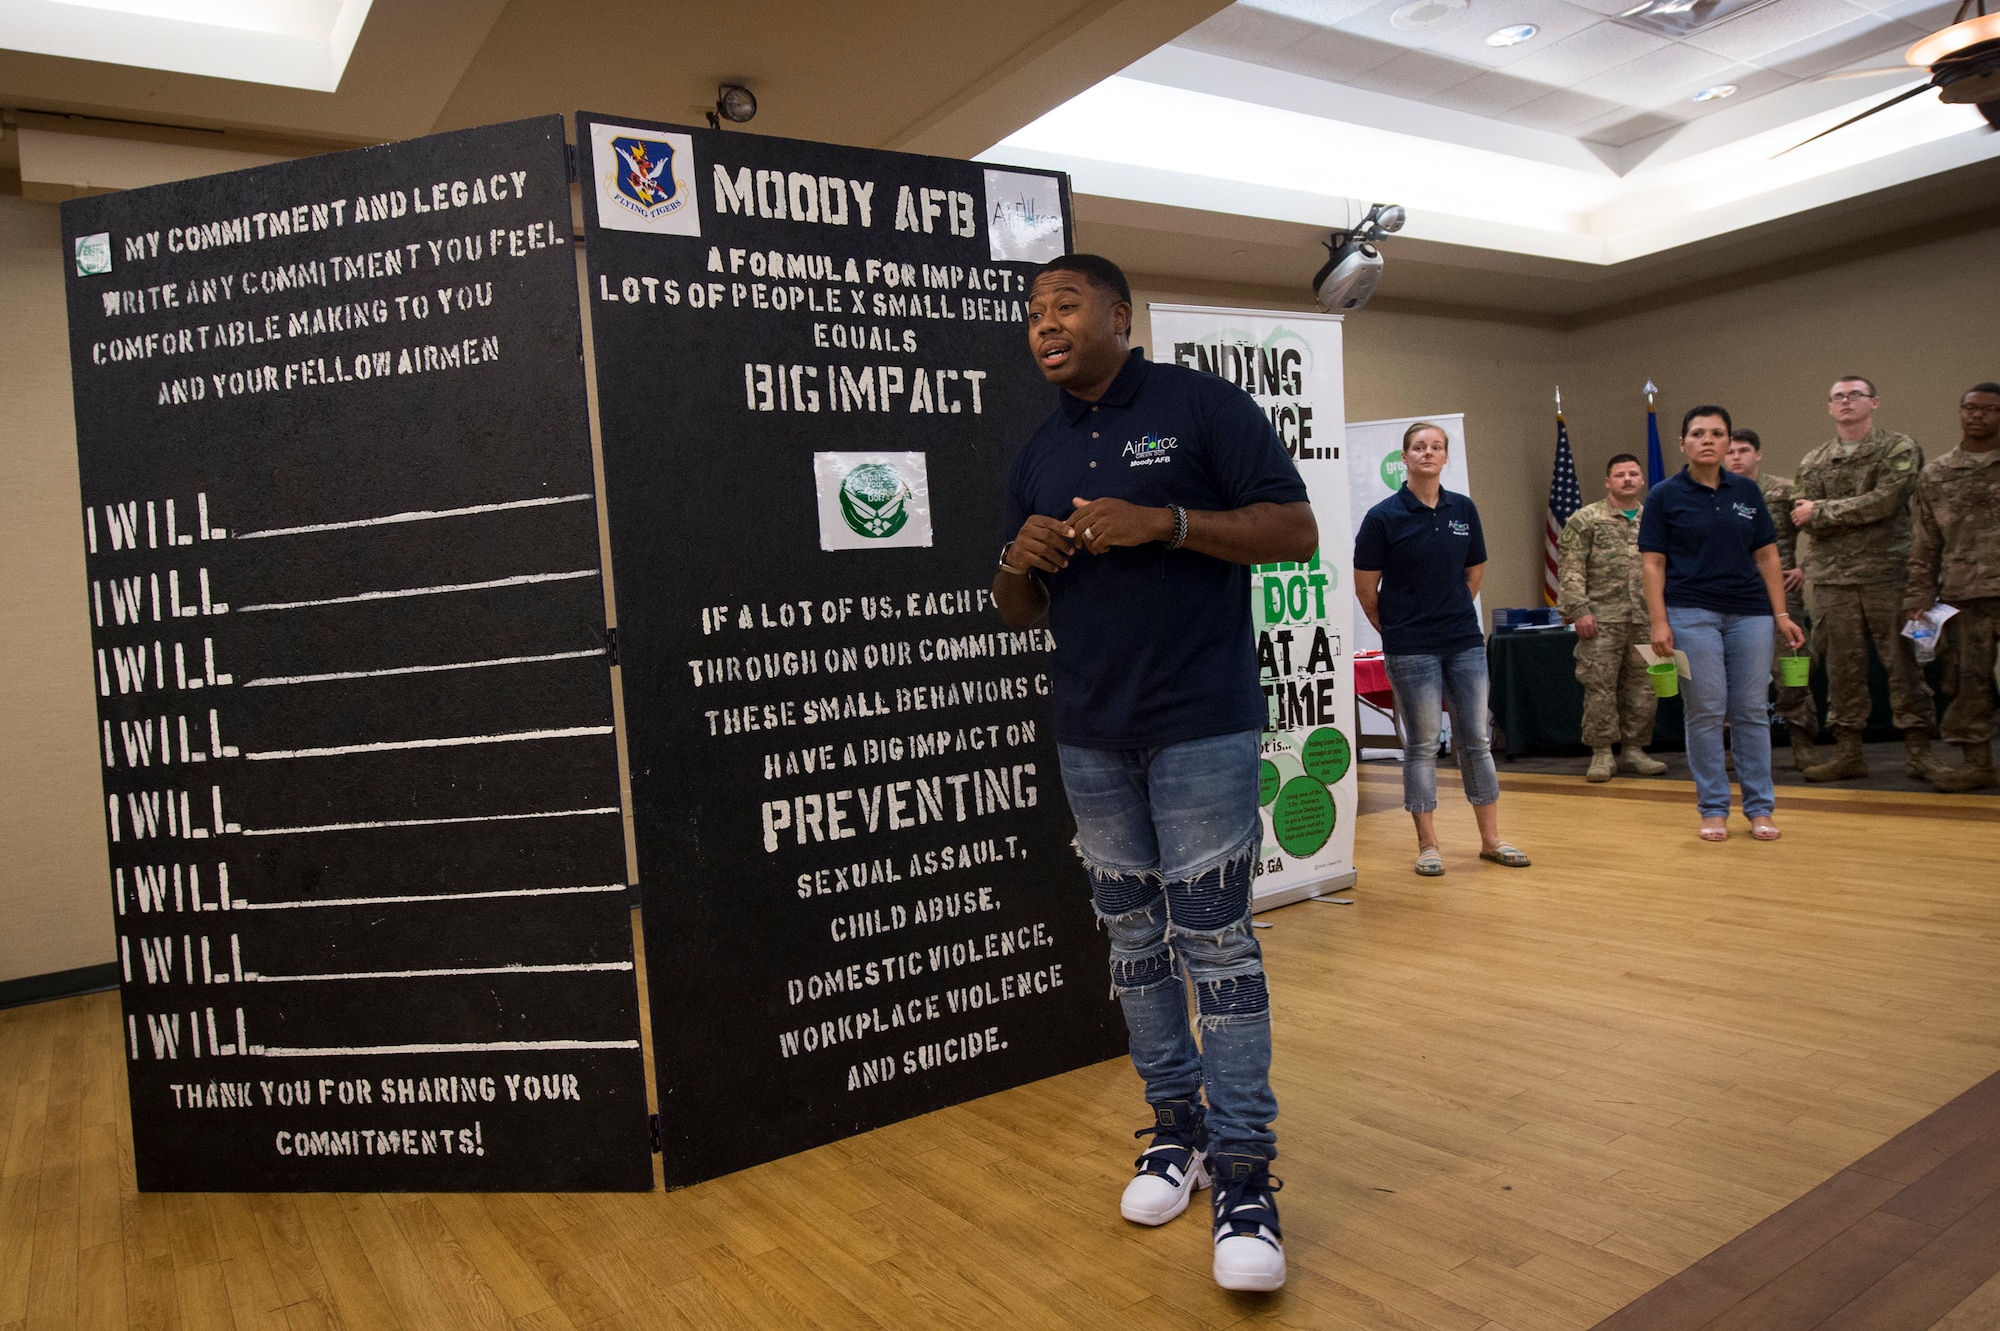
[1543, 407, 1581, 606]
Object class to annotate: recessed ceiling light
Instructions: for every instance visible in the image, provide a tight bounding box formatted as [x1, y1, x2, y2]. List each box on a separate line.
[1391, 0, 1468, 31]
[1692, 83, 1740, 102]
[1486, 23, 1539, 45]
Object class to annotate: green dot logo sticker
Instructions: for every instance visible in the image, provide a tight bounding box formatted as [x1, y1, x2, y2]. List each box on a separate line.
[814, 452, 933, 550]
[1380, 449, 1407, 491]
[839, 462, 911, 539]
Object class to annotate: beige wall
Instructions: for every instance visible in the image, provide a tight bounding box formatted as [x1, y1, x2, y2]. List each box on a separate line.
[2, 190, 1995, 985]
[1561, 226, 2000, 489]
[0, 193, 114, 984]
[1137, 221, 2000, 626]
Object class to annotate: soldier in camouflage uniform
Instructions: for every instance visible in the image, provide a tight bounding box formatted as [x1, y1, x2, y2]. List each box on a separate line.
[1905, 383, 2000, 792]
[1791, 377, 1935, 781]
[1558, 453, 1665, 781]
[1726, 429, 1819, 767]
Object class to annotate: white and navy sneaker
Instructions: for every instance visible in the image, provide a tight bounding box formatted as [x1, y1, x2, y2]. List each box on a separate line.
[1120, 1099, 1210, 1226]
[1209, 1152, 1286, 1291]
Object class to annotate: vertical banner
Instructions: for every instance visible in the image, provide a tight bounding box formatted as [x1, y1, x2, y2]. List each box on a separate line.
[60, 117, 652, 1190]
[1150, 306, 1356, 906]
[1344, 414, 1474, 652]
[576, 113, 1125, 1186]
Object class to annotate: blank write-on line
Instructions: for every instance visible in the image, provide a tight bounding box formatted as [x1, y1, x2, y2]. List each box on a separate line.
[242, 724, 613, 762]
[234, 569, 597, 614]
[246, 961, 634, 983]
[244, 647, 604, 688]
[232, 493, 594, 541]
[256, 1039, 642, 1058]
[239, 806, 622, 837]
[236, 883, 627, 911]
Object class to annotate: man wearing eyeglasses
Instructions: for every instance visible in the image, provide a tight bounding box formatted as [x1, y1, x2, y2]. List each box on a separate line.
[1905, 383, 2000, 791]
[1790, 377, 1935, 782]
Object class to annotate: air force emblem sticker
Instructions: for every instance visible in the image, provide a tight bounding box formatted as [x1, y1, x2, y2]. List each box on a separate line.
[588, 122, 700, 236]
[612, 137, 681, 217]
[814, 453, 934, 551]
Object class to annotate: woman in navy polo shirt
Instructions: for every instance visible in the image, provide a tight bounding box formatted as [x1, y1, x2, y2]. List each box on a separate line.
[1354, 422, 1529, 876]
[1639, 405, 1808, 841]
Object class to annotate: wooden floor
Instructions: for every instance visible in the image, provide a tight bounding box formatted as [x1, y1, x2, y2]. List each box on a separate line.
[5, 768, 2000, 1330]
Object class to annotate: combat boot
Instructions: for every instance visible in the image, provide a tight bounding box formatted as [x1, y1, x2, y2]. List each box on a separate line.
[1586, 747, 1616, 782]
[1618, 745, 1666, 776]
[1790, 731, 1819, 770]
[1904, 729, 1938, 780]
[1803, 730, 1867, 782]
[1930, 743, 1998, 793]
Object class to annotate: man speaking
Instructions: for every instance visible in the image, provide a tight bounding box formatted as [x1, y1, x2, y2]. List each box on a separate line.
[991, 254, 1316, 1293]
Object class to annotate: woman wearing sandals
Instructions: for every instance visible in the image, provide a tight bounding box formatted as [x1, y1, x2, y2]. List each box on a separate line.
[1354, 422, 1530, 876]
[1639, 405, 1808, 842]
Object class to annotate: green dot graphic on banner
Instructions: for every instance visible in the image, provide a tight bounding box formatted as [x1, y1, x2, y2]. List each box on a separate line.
[1380, 449, 1407, 490]
[1301, 726, 1352, 785]
[1152, 302, 1357, 906]
[1272, 776, 1336, 857]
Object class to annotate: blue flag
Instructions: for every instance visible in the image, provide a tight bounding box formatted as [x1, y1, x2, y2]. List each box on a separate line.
[1646, 402, 1665, 487]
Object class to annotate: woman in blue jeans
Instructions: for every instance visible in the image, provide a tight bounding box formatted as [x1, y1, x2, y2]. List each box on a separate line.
[1639, 405, 1808, 841]
[1354, 422, 1529, 876]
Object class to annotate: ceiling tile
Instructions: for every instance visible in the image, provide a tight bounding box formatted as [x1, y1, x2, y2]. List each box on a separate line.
[1173, 7, 1329, 62]
[1874, 0, 1963, 27]
[1498, 86, 1625, 127]
[1431, 67, 1555, 113]
[1502, 21, 1672, 87]
[1683, 0, 1876, 62]
[1572, 107, 1688, 142]
[1572, 42, 1741, 105]
[1343, 46, 1487, 95]
[1329, 0, 1477, 52]
[1262, 28, 1412, 81]
[1420, 0, 1607, 70]
[1560, 0, 1657, 16]
[1756, 14, 1926, 76]
[1238, 0, 1391, 24]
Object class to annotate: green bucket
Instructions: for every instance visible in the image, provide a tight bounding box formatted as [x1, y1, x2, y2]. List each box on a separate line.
[1778, 653, 1811, 687]
[1648, 661, 1680, 698]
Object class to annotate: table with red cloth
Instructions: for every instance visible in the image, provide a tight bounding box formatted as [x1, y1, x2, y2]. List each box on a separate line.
[1354, 653, 1392, 711]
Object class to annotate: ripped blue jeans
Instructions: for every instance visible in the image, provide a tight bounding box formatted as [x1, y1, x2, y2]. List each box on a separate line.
[1058, 730, 1276, 1161]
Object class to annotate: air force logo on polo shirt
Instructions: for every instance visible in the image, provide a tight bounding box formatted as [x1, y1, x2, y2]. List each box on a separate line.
[1123, 433, 1178, 467]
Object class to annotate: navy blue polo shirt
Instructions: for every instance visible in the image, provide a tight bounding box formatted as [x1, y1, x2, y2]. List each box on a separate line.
[1638, 467, 1778, 616]
[1352, 486, 1487, 654]
[1002, 349, 1309, 749]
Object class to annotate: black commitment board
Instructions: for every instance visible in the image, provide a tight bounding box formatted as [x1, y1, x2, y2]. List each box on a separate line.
[577, 112, 1126, 1185]
[60, 116, 652, 1191]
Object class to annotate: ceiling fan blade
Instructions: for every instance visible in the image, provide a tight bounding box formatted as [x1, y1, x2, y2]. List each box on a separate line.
[1814, 65, 1924, 80]
[1776, 81, 1937, 156]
